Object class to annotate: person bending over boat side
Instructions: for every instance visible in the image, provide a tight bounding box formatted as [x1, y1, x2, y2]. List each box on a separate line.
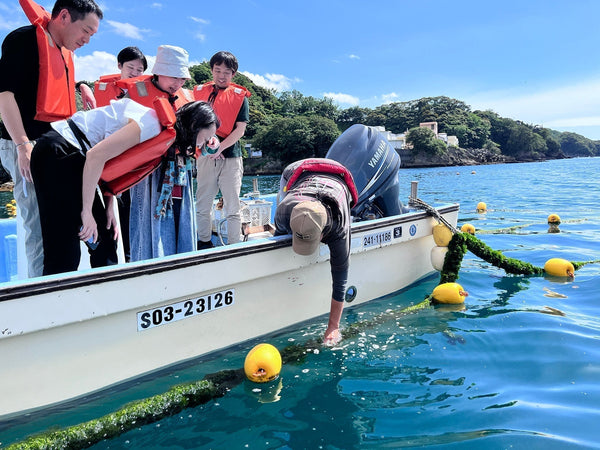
[0, 0, 103, 278]
[30, 99, 218, 275]
[274, 158, 355, 347]
[122, 45, 199, 261]
[76, 46, 148, 262]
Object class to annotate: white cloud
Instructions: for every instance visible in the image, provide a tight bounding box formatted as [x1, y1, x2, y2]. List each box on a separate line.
[349, 54, 360, 60]
[106, 20, 149, 40]
[188, 16, 210, 41]
[382, 92, 399, 104]
[74, 51, 118, 81]
[151, 3, 163, 9]
[323, 92, 360, 106]
[544, 116, 600, 127]
[241, 71, 299, 92]
[465, 77, 600, 139]
[467, 77, 600, 126]
[190, 16, 210, 25]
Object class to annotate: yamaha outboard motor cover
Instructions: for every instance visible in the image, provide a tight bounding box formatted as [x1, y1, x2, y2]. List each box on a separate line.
[326, 124, 404, 220]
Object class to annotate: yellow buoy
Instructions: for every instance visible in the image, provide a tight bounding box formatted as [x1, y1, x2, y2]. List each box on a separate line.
[432, 223, 453, 247]
[547, 214, 561, 225]
[244, 343, 282, 383]
[544, 258, 575, 278]
[460, 223, 475, 235]
[431, 282, 469, 304]
[476, 202, 487, 213]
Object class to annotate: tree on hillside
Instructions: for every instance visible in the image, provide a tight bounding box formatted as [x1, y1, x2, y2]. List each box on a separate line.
[408, 96, 471, 128]
[445, 113, 491, 149]
[337, 106, 370, 131]
[505, 124, 547, 158]
[372, 102, 411, 133]
[475, 110, 516, 151]
[188, 62, 212, 86]
[560, 132, 597, 157]
[253, 115, 340, 167]
[278, 90, 338, 121]
[534, 127, 563, 158]
[406, 127, 447, 156]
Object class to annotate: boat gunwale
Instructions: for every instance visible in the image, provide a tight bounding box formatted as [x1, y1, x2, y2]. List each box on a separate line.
[0, 203, 458, 302]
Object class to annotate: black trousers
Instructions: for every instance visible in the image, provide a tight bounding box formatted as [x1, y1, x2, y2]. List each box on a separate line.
[31, 130, 118, 275]
[117, 190, 131, 262]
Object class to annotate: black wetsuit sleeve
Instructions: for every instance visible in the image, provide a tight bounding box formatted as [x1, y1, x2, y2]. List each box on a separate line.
[329, 233, 350, 302]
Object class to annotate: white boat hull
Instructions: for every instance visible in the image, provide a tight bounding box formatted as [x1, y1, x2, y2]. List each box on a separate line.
[0, 204, 458, 419]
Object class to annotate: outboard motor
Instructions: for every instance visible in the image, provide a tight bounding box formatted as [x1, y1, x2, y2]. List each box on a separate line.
[326, 124, 405, 220]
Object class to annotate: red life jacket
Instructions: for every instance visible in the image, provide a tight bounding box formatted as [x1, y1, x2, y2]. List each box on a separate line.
[117, 75, 193, 111]
[99, 97, 177, 196]
[100, 77, 193, 195]
[94, 74, 123, 107]
[193, 82, 250, 138]
[20, 0, 76, 122]
[283, 158, 359, 207]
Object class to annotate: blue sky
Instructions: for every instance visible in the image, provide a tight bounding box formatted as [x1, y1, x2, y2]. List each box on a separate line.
[2, 0, 600, 139]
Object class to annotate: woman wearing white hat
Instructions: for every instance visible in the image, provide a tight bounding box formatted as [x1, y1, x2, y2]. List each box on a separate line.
[120, 45, 202, 262]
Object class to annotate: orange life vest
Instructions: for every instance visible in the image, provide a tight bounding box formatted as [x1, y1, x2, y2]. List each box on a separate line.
[117, 75, 193, 111]
[193, 82, 250, 138]
[94, 74, 124, 107]
[19, 0, 76, 122]
[99, 97, 177, 196]
[101, 77, 193, 194]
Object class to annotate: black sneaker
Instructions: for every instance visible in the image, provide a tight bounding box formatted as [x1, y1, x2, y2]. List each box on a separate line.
[197, 240, 214, 250]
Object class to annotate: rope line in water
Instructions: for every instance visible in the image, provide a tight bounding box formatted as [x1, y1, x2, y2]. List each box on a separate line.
[410, 198, 598, 284]
[8, 298, 434, 450]
[11, 200, 598, 449]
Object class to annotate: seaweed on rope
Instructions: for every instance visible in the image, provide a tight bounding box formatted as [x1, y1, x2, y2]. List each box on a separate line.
[11, 201, 599, 449]
[438, 231, 596, 284]
[8, 299, 433, 450]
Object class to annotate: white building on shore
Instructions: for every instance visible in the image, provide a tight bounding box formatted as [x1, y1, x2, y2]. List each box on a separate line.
[375, 122, 459, 149]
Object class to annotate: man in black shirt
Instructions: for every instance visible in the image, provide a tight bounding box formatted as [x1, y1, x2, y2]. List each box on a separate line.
[0, 0, 102, 277]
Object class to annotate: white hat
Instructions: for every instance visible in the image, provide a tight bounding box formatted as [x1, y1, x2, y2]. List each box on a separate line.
[152, 45, 191, 79]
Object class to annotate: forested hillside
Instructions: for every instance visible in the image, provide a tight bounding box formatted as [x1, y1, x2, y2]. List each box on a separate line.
[191, 62, 600, 169]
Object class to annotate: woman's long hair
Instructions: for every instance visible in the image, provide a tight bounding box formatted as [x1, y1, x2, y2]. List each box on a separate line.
[174, 101, 220, 156]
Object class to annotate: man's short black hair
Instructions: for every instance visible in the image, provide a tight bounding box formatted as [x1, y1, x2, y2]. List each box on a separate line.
[209, 51, 238, 73]
[52, 0, 103, 22]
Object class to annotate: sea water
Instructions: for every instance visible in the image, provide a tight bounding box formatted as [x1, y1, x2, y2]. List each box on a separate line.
[1, 158, 600, 449]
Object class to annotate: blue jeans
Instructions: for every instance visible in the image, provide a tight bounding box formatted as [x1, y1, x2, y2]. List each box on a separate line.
[129, 166, 196, 261]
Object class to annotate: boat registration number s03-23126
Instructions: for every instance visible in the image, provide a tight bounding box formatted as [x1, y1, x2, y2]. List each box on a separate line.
[137, 289, 235, 331]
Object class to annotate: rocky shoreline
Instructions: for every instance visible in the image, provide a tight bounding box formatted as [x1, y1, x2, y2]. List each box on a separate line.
[243, 146, 551, 175]
[398, 146, 515, 168]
